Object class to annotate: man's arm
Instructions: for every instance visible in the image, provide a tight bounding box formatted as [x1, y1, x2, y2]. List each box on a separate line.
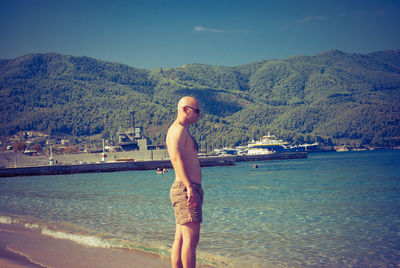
[167, 124, 197, 206]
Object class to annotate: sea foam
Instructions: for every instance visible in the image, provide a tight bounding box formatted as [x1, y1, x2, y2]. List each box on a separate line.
[24, 223, 40, 229]
[1, 214, 114, 249]
[0, 215, 19, 224]
[41, 228, 113, 248]
[1, 215, 39, 229]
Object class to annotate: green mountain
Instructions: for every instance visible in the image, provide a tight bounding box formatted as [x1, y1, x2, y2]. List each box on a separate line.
[1, 49, 399, 149]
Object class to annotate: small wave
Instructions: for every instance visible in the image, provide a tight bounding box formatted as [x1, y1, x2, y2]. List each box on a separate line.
[25, 223, 40, 229]
[1, 214, 115, 249]
[0, 215, 19, 224]
[41, 228, 113, 248]
[1, 215, 40, 229]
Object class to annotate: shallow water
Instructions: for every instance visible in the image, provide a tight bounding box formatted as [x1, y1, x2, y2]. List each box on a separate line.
[1, 150, 399, 267]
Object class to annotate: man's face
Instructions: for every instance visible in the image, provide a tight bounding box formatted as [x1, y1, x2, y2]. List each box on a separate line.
[185, 104, 201, 123]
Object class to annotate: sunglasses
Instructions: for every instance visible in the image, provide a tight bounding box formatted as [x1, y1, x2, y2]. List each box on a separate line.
[186, 106, 201, 114]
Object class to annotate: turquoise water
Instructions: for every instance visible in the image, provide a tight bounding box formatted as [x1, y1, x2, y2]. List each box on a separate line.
[1, 150, 400, 267]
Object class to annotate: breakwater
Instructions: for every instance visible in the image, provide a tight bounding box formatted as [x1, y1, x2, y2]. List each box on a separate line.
[0, 152, 306, 177]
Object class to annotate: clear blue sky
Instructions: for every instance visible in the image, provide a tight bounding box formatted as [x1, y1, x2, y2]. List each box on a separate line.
[1, 0, 399, 69]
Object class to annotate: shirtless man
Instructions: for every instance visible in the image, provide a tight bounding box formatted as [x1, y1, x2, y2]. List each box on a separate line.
[167, 96, 203, 268]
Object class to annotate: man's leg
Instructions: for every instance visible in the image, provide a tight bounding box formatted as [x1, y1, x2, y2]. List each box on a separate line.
[171, 224, 183, 268]
[181, 222, 200, 268]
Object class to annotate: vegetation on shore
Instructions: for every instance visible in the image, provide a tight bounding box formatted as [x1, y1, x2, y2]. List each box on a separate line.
[0, 49, 399, 150]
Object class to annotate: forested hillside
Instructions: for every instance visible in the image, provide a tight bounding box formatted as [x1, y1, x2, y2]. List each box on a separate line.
[1, 49, 399, 149]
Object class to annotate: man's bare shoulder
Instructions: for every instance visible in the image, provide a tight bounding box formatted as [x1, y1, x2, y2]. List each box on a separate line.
[167, 121, 185, 135]
[167, 121, 188, 143]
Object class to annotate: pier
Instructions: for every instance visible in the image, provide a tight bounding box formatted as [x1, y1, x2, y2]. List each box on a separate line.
[0, 152, 306, 177]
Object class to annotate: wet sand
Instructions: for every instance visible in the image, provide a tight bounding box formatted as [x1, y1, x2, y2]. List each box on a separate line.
[0, 232, 44, 268]
[0, 224, 171, 268]
[0, 223, 214, 268]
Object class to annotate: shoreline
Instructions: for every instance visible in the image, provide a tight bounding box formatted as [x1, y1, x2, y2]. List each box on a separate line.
[0, 223, 170, 268]
[0, 218, 215, 268]
[0, 230, 45, 268]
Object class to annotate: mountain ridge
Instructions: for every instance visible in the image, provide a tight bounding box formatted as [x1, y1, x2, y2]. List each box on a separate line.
[0, 49, 399, 149]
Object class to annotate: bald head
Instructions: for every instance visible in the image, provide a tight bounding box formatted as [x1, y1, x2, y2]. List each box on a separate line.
[176, 96, 201, 125]
[177, 96, 199, 111]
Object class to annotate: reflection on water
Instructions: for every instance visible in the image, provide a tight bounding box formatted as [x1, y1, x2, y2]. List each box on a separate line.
[1, 150, 400, 267]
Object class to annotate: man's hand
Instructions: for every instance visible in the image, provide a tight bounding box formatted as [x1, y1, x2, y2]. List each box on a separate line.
[187, 185, 198, 208]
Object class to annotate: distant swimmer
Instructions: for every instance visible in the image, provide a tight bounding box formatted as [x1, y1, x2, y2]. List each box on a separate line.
[167, 96, 203, 268]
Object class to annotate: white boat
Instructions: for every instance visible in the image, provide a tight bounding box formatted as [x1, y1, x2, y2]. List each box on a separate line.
[247, 132, 289, 152]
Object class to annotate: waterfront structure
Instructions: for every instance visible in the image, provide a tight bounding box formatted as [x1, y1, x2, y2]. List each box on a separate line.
[247, 133, 289, 153]
[247, 133, 319, 153]
[0, 152, 306, 177]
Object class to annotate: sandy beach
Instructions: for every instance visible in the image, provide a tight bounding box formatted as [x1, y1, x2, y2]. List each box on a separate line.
[0, 223, 176, 268]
